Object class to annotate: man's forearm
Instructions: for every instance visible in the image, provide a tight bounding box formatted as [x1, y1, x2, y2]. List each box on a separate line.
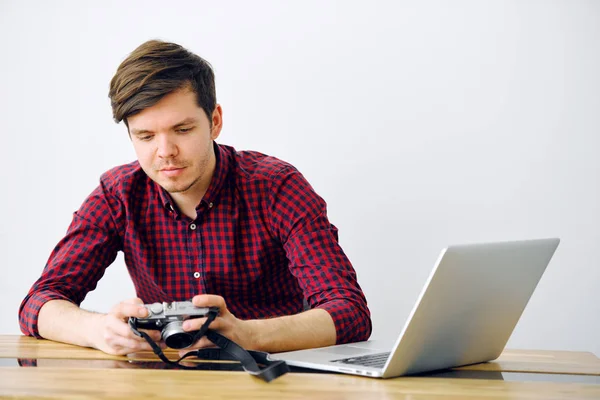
[38, 299, 102, 348]
[246, 308, 336, 353]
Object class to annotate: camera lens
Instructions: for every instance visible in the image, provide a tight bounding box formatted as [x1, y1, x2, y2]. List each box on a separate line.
[161, 321, 195, 349]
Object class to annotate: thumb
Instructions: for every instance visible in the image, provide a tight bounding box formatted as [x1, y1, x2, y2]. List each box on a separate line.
[123, 297, 145, 306]
[110, 298, 148, 320]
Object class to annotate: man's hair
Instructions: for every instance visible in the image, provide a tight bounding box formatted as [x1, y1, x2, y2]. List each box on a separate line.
[109, 40, 216, 127]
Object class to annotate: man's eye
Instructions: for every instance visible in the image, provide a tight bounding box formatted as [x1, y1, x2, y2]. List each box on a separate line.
[139, 135, 153, 141]
[177, 127, 193, 133]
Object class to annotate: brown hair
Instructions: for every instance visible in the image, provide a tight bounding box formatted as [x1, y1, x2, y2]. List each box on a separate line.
[109, 40, 216, 127]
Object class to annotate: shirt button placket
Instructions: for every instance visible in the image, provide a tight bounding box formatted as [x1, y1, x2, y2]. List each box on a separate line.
[187, 221, 202, 294]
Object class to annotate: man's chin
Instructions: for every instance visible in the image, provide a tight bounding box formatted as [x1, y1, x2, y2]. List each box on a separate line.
[149, 173, 201, 194]
[166, 178, 207, 194]
[152, 177, 189, 193]
[162, 183, 193, 194]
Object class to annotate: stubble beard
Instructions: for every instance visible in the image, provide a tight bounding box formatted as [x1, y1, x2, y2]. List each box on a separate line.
[158, 144, 212, 195]
[164, 173, 202, 194]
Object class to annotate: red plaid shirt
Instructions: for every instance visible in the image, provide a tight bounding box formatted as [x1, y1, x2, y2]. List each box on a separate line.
[19, 143, 371, 344]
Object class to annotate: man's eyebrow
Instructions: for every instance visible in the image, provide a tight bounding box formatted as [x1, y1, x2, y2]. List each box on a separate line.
[130, 128, 151, 136]
[172, 118, 198, 128]
[130, 118, 198, 136]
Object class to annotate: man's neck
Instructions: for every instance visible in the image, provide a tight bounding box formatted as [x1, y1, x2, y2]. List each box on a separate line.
[171, 193, 199, 220]
[170, 159, 216, 221]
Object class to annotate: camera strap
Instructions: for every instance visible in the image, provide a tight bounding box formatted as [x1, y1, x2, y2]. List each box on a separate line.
[129, 309, 289, 382]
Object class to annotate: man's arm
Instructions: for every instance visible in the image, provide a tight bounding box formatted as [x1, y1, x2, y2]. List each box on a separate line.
[267, 166, 372, 345]
[18, 179, 135, 352]
[37, 299, 161, 355]
[183, 166, 370, 354]
[248, 308, 336, 352]
[181, 295, 336, 353]
[37, 300, 100, 348]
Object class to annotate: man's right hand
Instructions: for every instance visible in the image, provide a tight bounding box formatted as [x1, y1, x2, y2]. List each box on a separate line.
[90, 298, 164, 355]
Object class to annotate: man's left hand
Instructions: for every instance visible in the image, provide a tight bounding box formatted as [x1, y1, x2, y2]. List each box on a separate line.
[179, 294, 255, 357]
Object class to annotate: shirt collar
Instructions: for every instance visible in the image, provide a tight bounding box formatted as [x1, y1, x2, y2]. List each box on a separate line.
[157, 141, 230, 213]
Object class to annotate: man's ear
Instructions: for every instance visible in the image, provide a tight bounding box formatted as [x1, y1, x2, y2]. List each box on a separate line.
[210, 104, 223, 140]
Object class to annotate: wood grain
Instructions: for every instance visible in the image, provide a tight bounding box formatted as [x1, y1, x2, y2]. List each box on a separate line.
[457, 349, 600, 376]
[1, 366, 600, 400]
[2, 335, 598, 375]
[1, 335, 599, 399]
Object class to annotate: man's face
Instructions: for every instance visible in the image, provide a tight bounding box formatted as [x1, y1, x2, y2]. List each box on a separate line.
[127, 88, 222, 195]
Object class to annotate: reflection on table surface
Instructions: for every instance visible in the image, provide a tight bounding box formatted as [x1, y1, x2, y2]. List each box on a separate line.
[5, 357, 600, 383]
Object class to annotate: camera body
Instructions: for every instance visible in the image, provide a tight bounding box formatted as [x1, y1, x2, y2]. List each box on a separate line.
[130, 301, 218, 349]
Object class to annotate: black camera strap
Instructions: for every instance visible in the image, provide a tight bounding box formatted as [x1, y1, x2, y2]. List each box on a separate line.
[129, 309, 289, 382]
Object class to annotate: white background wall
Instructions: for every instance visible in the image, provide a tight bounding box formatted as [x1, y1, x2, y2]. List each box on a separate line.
[0, 0, 598, 356]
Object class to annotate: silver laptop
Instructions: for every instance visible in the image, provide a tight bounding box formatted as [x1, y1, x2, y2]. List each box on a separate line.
[270, 238, 560, 378]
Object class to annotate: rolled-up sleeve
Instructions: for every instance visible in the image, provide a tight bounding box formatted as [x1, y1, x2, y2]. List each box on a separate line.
[268, 166, 372, 344]
[19, 182, 122, 338]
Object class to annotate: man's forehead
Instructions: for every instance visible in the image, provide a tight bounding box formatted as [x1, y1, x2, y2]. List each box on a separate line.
[127, 88, 206, 130]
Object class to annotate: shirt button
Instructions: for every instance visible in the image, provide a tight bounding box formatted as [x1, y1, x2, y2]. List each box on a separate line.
[190, 223, 197, 230]
[193, 272, 200, 279]
[208, 202, 213, 208]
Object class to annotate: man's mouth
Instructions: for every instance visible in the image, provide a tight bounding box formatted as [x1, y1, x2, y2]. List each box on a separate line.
[159, 167, 186, 177]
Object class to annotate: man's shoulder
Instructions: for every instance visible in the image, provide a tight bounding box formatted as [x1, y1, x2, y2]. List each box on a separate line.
[99, 161, 147, 195]
[226, 146, 296, 183]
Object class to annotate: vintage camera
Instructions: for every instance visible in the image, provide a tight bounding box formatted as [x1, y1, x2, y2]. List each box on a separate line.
[130, 301, 219, 349]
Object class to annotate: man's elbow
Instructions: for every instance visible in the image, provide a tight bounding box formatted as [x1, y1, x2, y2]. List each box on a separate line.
[331, 302, 372, 344]
[347, 306, 372, 343]
[18, 298, 39, 338]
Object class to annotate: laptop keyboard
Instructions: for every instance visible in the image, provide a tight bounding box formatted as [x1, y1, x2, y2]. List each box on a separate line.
[332, 352, 391, 368]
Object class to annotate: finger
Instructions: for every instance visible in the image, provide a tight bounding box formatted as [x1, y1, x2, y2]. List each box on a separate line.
[181, 316, 224, 332]
[110, 302, 148, 320]
[123, 298, 145, 306]
[101, 328, 153, 355]
[109, 336, 154, 353]
[103, 345, 129, 356]
[106, 315, 153, 342]
[181, 317, 206, 332]
[191, 294, 226, 309]
[139, 329, 163, 342]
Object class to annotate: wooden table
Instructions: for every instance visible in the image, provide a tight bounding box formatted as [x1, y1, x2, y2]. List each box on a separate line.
[0, 335, 598, 399]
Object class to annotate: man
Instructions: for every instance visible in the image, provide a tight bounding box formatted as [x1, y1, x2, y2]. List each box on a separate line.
[19, 40, 371, 356]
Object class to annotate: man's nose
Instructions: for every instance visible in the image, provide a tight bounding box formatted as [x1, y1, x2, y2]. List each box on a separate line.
[156, 135, 178, 158]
